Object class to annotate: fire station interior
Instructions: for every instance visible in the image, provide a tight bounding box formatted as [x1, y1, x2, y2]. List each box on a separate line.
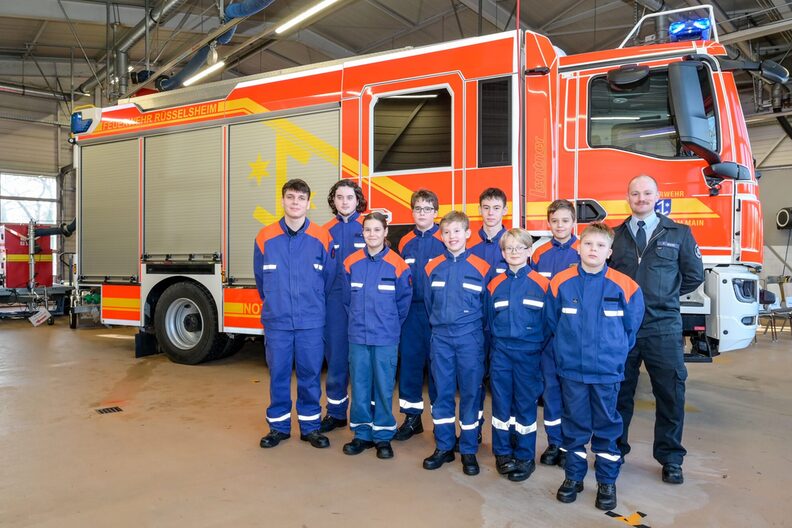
[1, 1, 792, 526]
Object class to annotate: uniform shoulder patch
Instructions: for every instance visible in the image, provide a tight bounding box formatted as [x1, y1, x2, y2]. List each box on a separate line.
[383, 250, 410, 277]
[487, 273, 508, 296]
[550, 265, 578, 296]
[424, 254, 446, 277]
[255, 222, 284, 253]
[528, 269, 550, 292]
[343, 249, 367, 274]
[398, 231, 417, 254]
[605, 267, 640, 302]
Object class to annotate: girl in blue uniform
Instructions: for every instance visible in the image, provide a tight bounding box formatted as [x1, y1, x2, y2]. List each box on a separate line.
[342, 212, 413, 459]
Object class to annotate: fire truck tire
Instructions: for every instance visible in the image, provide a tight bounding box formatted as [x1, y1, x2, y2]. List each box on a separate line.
[155, 282, 225, 365]
[211, 334, 246, 360]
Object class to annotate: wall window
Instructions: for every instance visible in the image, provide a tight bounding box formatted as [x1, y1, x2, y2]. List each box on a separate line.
[0, 172, 58, 224]
[588, 67, 718, 158]
[479, 77, 511, 167]
[373, 89, 451, 172]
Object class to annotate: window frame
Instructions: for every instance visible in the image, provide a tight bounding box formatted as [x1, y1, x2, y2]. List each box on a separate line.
[0, 171, 60, 225]
[478, 76, 512, 168]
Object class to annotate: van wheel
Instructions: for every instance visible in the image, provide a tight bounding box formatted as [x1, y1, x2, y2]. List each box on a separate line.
[154, 282, 225, 365]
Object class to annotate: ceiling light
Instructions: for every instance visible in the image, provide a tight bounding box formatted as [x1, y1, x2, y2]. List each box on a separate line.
[275, 0, 341, 35]
[183, 61, 226, 87]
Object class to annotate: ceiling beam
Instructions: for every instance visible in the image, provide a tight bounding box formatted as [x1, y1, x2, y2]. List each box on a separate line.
[540, 0, 623, 32]
[720, 17, 792, 45]
[457, 0, 532, 31]
[365, 0, 416, 28]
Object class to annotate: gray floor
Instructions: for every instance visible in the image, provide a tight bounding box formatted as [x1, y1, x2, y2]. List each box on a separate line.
[0, 318, 790, 527]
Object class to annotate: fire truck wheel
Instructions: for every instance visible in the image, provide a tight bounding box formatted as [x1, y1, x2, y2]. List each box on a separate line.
[155, 282, 224, 365]
[47, 317, 54, 326]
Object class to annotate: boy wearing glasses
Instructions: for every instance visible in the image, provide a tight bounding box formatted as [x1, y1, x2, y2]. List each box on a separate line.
[394, 189, 446, 441]
[530, 199, 580, 467]
[486, 228, 549, 482]
[547, 223, 644, 511]
[422, 211, 489, 476]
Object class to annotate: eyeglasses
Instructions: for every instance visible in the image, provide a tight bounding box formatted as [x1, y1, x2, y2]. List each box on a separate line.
[412, 206, 436, 214]
[504, 246, 528, 253]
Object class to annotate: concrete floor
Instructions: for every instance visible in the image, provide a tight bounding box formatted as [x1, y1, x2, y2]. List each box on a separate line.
[0, 319, 790, 528]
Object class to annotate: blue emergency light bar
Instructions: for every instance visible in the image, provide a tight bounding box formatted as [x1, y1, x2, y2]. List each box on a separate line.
[70, 111, 93, 134]
[669, 17, 712, 42]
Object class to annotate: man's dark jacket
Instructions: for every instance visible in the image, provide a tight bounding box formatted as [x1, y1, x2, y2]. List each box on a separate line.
[609, 214, 704, 338]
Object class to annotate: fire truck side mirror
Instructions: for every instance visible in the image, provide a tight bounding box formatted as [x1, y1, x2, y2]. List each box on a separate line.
[668, 61, 721, 166]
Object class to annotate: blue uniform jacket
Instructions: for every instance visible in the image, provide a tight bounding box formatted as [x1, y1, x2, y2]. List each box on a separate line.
[253, 218, 336, 330]
[467, 225, 507, 275]
[486, 266, 550, 351]
[344, 246, 413, 346]
[423, 249, 490, 337]
[324, 212, 365, 294]
[530, 235, 580, 279]
[546, 265, 645, 384]
[398, 225, 445, 304]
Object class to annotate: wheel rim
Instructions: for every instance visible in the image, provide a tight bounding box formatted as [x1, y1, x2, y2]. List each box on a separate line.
[164, 297, 203, 350]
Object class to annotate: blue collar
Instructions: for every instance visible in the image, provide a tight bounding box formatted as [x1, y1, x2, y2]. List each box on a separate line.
[551, 235, 577, 249]
[479, 226, 506, 244]
[414, 224, 439, 237]
[364, 246, 388, 261]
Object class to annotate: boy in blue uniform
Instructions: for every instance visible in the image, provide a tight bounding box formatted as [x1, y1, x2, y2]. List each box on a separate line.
[530, 199, 579, 467]
[422, 211, 490, 476]
[394, 189, 446, 441]
[342, 212, 412, 460]
[320, 180, 367, 433]
[487, 228, 549, 482]
[547, 223, 644, 510]
[255, 179, 337, 450]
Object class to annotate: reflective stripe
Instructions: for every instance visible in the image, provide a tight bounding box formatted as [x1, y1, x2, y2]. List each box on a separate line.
[493, 300, 509, 309]
[459, 421, 479, 430]
[539, 271, 551, 278]
[313, 263, 324, 271]
[351, 282, 364, 288]
[267, 412, 291, 423]
[509, 416, 516, 425]
[405, 258, 416, 264]
[354, 243, 366, 248]
[544, 418, 561, 426]
[431, 281, 446, 288]
[399, 399, 424, 410]
[262, 264, 277, 271]
[370, 401, 376, 406]
[514, 421, 537, 435]
[433, 417, 455, 425]
[462, 282, 483, 293]
[522, 299, 544, 308]
[378, 284, 396, 291]
[350, 422, 372, 428]
[595, 452, 621, 462]
[495, 268, 506, 274]
[562, 307, 578, 314]
[604, 310, 624, 317]
[372, 424, 398, 431]
[574, 451, 587, 459]
[559, 447, 568, 452]
[326, 396, 348, 405]
[297, 413, 321, 421]
[478, 410, 484, 420]
[333, 244, 340, 249]
[491, 416, 511, 431]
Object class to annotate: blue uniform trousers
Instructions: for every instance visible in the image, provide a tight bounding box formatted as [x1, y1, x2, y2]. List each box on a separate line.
[430, 331, 485, 454]
[324, 290, 350, 419]
[541, 343, 564, 445]
[349, 343, 398, 442]
[490, 342, 543, 460]
[398, 303, 436, 414]
[560, 379, 623, 484]
[264, 327, 324, 435]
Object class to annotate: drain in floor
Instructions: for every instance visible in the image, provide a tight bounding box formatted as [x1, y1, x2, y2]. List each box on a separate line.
[95, 406, 123, 414]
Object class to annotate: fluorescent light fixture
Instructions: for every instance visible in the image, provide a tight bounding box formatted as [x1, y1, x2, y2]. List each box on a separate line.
[387, 94, 439, 99]
[183, 61, 226, 87]
[639, 130, 675, 138]
[275, 0, 341, 35]
[591, 116, 641, 121]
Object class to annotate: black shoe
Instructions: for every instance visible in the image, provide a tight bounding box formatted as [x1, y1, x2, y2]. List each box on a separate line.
[495, 455, 517, 475]
[595, 483, 617, 510]
[259, 430, 290, 448]
[299, 431, 330, 449]
[376, 441, 394, 459]
[423, 449, 455, 470]
[556, 479, 584, 503]
[540, 444, 561, 465]
[319, 415, 348, 433]
[508, 459, 536, 482]
[461, 454, 480, 476]
[557, 450, 567, 468]
[342, 438, 374, 455]
[394, 414, 423, 441]
[662, 463, 684, 484]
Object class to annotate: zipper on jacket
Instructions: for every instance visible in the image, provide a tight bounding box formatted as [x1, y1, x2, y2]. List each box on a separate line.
[636, 227, 666, 265]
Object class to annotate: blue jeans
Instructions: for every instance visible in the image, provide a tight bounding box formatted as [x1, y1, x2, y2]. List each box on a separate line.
[349, 343, 398, 442]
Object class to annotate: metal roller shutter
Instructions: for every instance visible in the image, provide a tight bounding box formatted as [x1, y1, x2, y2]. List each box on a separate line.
[228, 110, 339, 285]
[80, 139, 139, 280]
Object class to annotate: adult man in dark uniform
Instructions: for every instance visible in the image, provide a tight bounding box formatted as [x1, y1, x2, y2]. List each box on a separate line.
[609, 175, 704, 485]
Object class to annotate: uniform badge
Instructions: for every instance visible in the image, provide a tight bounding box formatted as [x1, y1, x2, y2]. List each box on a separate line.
[695, 245, 702, 259]
[655, 199, 672, 215]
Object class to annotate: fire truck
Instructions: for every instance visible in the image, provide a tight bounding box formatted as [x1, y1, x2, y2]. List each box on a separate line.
[69, 7, 784, 364]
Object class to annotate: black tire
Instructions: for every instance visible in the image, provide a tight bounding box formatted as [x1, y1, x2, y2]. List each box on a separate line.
[47, 317, 54, 326]
[69, 309, 78, 329]
[154, 281, 227, 365]
[212, 334, 246, 360]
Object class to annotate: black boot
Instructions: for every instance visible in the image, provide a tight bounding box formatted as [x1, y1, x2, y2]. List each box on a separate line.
[423, 449, 454, 470]
[495, 455, 517, 475]
[319, 415, 348, 433]
[556, 479, 584, 503]
[557, 449, 567, 468]
[342, 438, 374, 455]
[662, 463, 684, 484]
[508, 459, 536, 482]
[540, 444, 561, 465]
[595, 483, 617, 511]
[299, 431, 330, 449]
[394, 414, 423, 441]
[375, 441, 394, 459]
[259, 430, 290, 448]
[461, 454, 480, 476]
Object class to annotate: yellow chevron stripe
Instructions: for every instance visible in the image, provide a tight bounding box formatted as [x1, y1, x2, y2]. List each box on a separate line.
[4, 254, 53, 262]
[102, 298, 140, 309]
